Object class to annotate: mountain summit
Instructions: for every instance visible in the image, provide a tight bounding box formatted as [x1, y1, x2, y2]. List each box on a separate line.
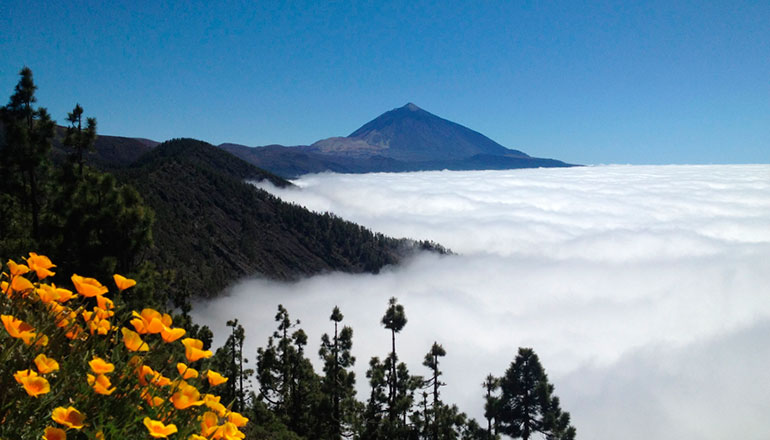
[335, 103, 528, 161]
[221, 103, 573, 178]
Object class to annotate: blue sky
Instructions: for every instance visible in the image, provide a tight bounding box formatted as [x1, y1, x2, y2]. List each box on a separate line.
[1, 0, 768, 164]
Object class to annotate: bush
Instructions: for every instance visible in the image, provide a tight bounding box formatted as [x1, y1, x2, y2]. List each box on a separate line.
[0, 253, 248, 439]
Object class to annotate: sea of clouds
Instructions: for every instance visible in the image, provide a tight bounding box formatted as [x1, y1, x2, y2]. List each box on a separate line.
[192, 164, 770, 440]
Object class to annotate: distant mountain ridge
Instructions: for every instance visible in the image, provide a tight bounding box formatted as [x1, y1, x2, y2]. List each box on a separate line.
[221, 103, 573, 178]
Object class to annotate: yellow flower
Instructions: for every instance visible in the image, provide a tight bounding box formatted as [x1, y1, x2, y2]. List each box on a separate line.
[130, 308, 171, 334]
[161, 326, 186, 342]
[52, 406, 85, 430]
[89, 356, 115, 374]
[211, 422, 245, 440]
[227, 411, 249, 428]
[121, 327, 149, 351]
[27, 252, 56, 279]
[170, 383, 205, 409]
[87, 374, 116, 395]
[53, 285, 75, 303]
[182, 338, 212, 362]
[34, 354, 60, 374]
[200, 411, 220, 437]
[10, 275, 34, 293]
[88, 317, 112, 335]
[42, 426, 67, 440]
[64, 324, 84, 340]
[7, 259, 30, 276]
[206, 370, 228, 386]
[37, 284, 61, 303]
[113, 274, 137, 291]
[189, 435, 207, 440]
[203, 394, 226, 416]
[2, 314, 34, 338]
[176, 363, 199, 379]
[14, 368, 38, 382]
[16, 371, 49, 397]
[96, 295, 115, 311]
[71, 274, 108, 297]
[143, 417, 178, 438]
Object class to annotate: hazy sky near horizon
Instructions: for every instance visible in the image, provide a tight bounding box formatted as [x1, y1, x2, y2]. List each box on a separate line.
[191, 165, 770, 440]
[1, 1, 768, 165]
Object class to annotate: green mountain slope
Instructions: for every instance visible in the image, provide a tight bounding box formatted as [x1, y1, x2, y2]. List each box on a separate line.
[123, 138, 445, 296]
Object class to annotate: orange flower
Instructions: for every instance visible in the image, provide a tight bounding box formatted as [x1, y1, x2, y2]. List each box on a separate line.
[14, 369, 38, 382]
[53, 285, 75, 303]
[206, 370, 228, 386]
[210, 422, 245, 440]
[2, 314, 34, 338]
[200, 411, 220, 437]
[7, 259, 30, 276]
[182, 338, 212, 362]
[10, 275, 34, 293]
[160, 326, 185, 343]
[27, 252, 56, 279]
[121, 327, 149, 351]
[87, 374, 115, 395]
[130, 308, 171, 334]
[88, 317, 111, 335]
[113, 274, 136, 291]
[42, 426, 66, 440]
[89, 356, 115, 374]
[170, 383, 204, 409]
[227, 411, 249, 428]
[52, 406, 85, 430]
[34, 354, 60, 374]
[37, 284, 61, 303]
[176, 363, 199, 379]
[143, 417, 177, 438]
[189, 435, 207, 440]
[16, 372, 50, 397]
[203, 394, 226, 416]
[96, 295, 115, 311]
[71, 274, 108, 297]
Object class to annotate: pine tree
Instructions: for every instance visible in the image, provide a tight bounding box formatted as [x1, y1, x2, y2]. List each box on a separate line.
[0, 66, 55, 244]
[62, 103, 97, 176]
[422, 342, 447, 440]
[381, 296, 407, 424]
[483, 374, 501, 439]
[319, 306, 356, 439]
[497, 348, 576, 440]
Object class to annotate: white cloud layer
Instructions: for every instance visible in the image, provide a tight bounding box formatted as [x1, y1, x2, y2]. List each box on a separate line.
[192, 164, 770, 440]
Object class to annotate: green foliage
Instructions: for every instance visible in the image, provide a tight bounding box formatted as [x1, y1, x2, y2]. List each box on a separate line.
[318, 306, 357, 439]
[495, 348, 576, 440]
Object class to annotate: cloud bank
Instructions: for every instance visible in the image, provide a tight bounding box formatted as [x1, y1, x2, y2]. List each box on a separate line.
[192, 165, 770, 440]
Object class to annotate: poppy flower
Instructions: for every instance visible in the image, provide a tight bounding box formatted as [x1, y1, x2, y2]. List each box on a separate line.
[34, 354, 60, 374]
[143, 417, 177, 438]
[52, 406, 85, 429]
[206, 370, 228, 386]
[113, 274, 137, 291]
[121, 327, 149, 352]
[42, 426, 66, 440]
[181, 338, 212, 362]
[176, 363, 199, 379]
[87, 374, 115, 395]
[170, 383, 204, 409]
[7, 259, 30, 276]
[27, 253, 56, 279]
[71, 274, 108, 297]
[89, 356, 115, 374]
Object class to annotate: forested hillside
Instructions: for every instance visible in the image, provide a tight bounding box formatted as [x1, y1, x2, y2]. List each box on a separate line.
[123, 138, 447, 297]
